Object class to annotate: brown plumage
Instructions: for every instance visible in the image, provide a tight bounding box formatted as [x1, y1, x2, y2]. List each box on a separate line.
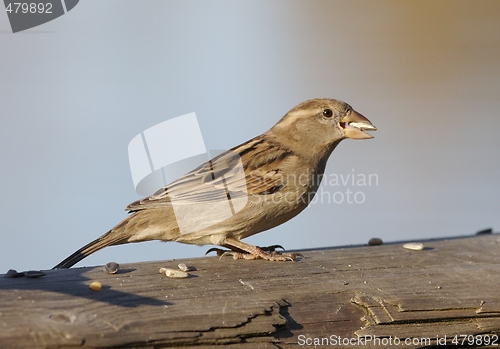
[53, 98, 376, 269]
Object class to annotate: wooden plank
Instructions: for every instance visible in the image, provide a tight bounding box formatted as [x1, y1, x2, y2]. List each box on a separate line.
[1, 234, 500, 348]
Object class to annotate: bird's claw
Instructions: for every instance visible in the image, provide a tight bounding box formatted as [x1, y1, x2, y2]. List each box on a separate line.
[205, 248, 227, 257]
[220, 251, 259, 260]
[259, 244, 285, 252]
[220, 250, 303, 262]
[276, 252, 304, 261]
[205, 244, 285, 256]
[205, 245, 302, 261]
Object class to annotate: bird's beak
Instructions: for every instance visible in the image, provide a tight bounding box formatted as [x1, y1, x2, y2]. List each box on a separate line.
[340, 110, 377, 140]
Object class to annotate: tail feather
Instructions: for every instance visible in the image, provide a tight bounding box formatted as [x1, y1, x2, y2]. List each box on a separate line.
[52, 217, 131, 269]
[52, 232, 123, 269]
[52, 207, 179, 269]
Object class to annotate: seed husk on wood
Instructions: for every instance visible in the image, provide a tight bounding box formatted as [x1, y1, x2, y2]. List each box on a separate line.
[159, 268, 189, 278]
[403, 242, 424, 251]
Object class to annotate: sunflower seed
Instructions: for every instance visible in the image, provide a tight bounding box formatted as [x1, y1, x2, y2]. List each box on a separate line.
[368, 238, 383, 246]
[104, 262, 119, 274]
[403, 242, 424, 251]
[24, 270, 46, 278]
[4, 269, 22, 278]
[177, 263, 196, 272]
[89, 281, 102, 291]
[476, 228, 493, 235]
[159, 268, 188, 278]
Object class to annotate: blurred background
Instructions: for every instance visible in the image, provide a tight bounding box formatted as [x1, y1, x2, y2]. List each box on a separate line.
[1, 0, 499, 271]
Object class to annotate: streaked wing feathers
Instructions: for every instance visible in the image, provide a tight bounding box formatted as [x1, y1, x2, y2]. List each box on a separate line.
[126, 137, 292, 212]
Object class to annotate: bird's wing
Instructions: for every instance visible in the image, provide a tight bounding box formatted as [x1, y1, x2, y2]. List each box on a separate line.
[125, 137, 293, 212]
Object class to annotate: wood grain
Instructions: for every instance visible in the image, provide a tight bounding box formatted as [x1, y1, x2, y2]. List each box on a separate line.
[1, 234, 500, 348]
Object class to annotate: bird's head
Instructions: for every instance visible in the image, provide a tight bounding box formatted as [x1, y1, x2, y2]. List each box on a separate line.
[270, 98, 376, 159]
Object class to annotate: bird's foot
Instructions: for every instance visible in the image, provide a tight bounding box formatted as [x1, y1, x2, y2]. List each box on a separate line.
[206, 246, 302, 261]
[221, 250, 303, 261]
[205, 244, 284, 257]
[207, 238, 303, 261]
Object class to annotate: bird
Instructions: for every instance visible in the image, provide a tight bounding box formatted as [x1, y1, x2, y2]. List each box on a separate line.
[53, 98, 376, 269]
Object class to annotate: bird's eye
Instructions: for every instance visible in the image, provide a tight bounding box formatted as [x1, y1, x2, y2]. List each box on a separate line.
[322, 109, 333, 118]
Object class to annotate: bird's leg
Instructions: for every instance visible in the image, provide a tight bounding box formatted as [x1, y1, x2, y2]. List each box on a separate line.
[218, 238, 303, 261]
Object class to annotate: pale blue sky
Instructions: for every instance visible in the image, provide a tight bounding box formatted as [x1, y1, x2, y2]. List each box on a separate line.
[1, 1, 499, 271]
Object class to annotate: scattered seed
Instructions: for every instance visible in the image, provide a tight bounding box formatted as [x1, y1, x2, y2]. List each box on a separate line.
[239, 279, 255, 290]
[436, 286, 442, 289]
[24, 270, 46, 278]
[403, 242, 424, 251]
[89, 281, 102, 291]
[476, 228, 493, 235]
[159, 267, 188, 278]
[104, 262, 119, 274]
[177, 263, 196, 272]
[4, 269, 23, 278]
[368, 238, 383, 246]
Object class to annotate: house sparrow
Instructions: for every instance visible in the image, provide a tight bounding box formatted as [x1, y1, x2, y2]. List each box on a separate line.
[53, 98, 376, 269]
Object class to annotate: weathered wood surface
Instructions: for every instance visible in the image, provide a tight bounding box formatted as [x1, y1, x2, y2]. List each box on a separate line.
[1, 233, 500, 349]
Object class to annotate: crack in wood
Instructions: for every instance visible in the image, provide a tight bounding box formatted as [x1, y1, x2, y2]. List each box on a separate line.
[3, 235, 500, 348]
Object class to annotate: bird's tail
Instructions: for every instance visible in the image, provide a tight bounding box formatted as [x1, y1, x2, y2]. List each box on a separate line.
[52, 216, 131, 269]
